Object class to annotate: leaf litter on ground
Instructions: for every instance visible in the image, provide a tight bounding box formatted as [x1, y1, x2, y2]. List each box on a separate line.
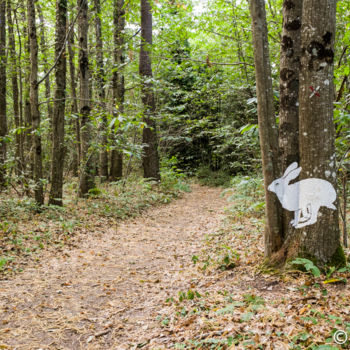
[0, 179, 349, 349]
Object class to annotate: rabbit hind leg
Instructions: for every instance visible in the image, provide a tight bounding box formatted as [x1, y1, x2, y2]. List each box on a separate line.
[295, 205, 319, 228]
[299, 204, 312, 223]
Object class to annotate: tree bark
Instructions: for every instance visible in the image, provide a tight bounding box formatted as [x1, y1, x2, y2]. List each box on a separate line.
[296, 0, 343, 265]
[94, 0, 108, 180]
[78, 0, 95, 196]
[278, 0, 302, 242]
[49, 0, 67, 206]
[20, 4, 34, 182]
[28, 0, 44, 205]
[14, 6, 27, 178]
[249, 0, 282, 256]
[67, 9, 80, 176]
[0, 0, 7, 188]
[110, 0, 125, 181]
[7, 2, 23, 175]
[37, 2, 53, 123]
[140, 0, 160, 181]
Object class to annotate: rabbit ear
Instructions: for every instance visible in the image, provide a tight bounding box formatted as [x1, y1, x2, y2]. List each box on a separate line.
[283, 162, 298, 178]
[284, 166, 302, 183]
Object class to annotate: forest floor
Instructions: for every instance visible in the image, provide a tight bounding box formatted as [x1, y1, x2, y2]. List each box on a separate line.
[0, 183, 349, 350]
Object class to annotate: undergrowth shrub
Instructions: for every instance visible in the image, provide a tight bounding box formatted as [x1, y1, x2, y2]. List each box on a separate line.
[223, 175, 265, 218]
[196, 166, 232, 187]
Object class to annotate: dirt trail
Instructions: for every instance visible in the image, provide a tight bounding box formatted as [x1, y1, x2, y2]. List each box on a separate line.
[0, 185, 228, 349]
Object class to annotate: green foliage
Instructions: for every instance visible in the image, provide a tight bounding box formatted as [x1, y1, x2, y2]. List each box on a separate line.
[217, 245, 240, 270]
[178, 289, 201, 302]
[215, 301, 244, 315]
[243, 293, 265, 306]
[196, 166, 232, 187]
[329, 245, 347, 268]
[88, 187, 102, 197]
[223, 175, 265, 218]
[159, 157, 191, 193]
[240, 311, 254, 322]
[0, 256, 10, 270]
[290, 258, 321, 277]
[155, 27, 260, 176]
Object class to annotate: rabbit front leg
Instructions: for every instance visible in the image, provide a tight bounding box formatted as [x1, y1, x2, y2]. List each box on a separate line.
[291, 209, 301, 227]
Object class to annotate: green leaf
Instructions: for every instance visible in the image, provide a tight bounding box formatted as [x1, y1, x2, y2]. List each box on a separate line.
[240, 312, 254, 322]
[216, 301, 244, 315]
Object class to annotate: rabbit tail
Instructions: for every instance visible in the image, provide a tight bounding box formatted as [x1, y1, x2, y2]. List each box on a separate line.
[326, 203, 336, 210]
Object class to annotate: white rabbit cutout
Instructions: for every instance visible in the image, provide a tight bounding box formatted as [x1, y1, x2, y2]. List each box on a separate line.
[268, 162, 336, 229]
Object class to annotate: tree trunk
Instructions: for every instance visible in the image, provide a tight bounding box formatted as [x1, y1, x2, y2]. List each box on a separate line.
[37, 2, 53, 123]
[294, 0, 344, 265]
[7, 2, 23, 176]
[278, 0, 302, 242]
[249, 0, 282, 256]
[140, 0, 160, 181]
[0, 0, 7, 188]
[28, 0, 44, 205]
[78, 0, 95, 196]
[14, 6, 26, 176]
[68, 10, 80, 177]
[20, 4, 34, 182]
[110, 0, 125, 181]
[49, 0, 67, 206]
[94, 0, 108, 180]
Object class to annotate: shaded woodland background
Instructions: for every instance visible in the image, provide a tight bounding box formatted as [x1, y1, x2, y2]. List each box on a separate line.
[0, 0, 348, 266]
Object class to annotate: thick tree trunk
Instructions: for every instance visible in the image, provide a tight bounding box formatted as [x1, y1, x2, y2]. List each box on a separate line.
[28, 0, 44, 205]
[0, 0, 7, 188]
[7, 3, 23, 175]
[49, 0, 67, 206]
[94, 0, 108, 180]
[278, 0, 302, 242]
[68, 12, 80, 176]
[37, 3, 53, 123]
[295, 0, 343, 265]
[78, 0, 95, 197]
[140, 0, 160, 181]
[279, 0, 301, 170]
[249, 0, 282, 256]
[110, 0, 125, 181]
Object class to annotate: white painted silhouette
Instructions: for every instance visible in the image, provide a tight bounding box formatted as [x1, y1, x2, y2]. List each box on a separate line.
[268, 162, 336, 229]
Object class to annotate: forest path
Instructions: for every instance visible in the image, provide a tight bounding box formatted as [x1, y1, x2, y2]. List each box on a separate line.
[0, 184, 228, 349]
